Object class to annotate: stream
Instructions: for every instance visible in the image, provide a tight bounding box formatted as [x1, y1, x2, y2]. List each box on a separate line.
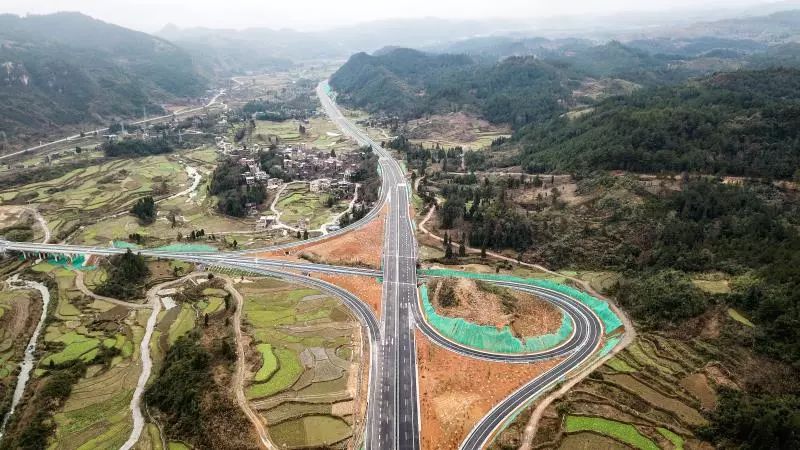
[0, 276, 51, 440]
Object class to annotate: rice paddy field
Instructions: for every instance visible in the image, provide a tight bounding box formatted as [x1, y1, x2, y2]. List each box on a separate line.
[0, 155, 189, 242]
[239, 277, 365, 449]
[250, 117, 356, 154]
[27, 262, 146, 449]
[488, 325, 759, 450]
[70, 147, 298, 249]
[275, 184, 349, 231]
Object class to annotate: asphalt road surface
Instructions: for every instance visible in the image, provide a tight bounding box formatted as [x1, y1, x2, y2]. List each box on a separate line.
[0, 80, 610, 450]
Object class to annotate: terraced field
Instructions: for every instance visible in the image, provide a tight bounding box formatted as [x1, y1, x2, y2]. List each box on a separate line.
[239, 277, 365, 449]
[27, 262, 147, 449]
[0, 156, 188, 242]
[72, 147, 296, 249]
[490, 325, 754, 450]
[0, 287, 39, 422]
[251, 117, 355, 154]
[275, 184, 349, 231]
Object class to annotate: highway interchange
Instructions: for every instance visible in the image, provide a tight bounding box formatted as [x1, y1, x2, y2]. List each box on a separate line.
[0, 82, 610, 450]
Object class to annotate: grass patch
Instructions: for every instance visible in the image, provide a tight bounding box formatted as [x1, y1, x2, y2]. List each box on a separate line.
[692, 279, 731, 294]
[606, 357, 637, 373]
[269, 415, 352, 448]
[42, 332, 101, 365]
[565, 416, 659, 450]
[168, 306, 195, 345]
[657, 427, 684, 450]
[254, 343, 279, 382]
[247, 347, 303, 399]
[727, 308, 755, 327]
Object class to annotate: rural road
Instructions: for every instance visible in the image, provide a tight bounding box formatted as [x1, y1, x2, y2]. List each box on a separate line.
[0, 80, 622, 450]
[120, 272, 209, 450]
[0, 89, 226, 162]
[226, 275, 275, 450]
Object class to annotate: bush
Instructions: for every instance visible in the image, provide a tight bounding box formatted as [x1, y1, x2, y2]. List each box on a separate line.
[616, 269, 708, 327]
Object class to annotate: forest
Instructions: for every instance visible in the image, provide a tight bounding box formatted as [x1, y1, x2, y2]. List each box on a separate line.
[330, 48, 571, 128]
[102, 138, 174, 158]
[95, 249, 150, 299]
[209, 158, 266, 217]
[427, 172, 800, 366]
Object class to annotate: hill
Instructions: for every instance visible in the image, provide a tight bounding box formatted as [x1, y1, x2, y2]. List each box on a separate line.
[329, 48, 570, 127]
[513, 68, 800, 179]
[0, 12, 207, 148]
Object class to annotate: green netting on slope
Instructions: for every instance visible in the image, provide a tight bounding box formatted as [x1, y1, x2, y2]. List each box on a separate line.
[112, 241, 139, 249]
[419, 269, 623, 334]
[599, 335, 623, 358]
[45, 254, 96, 271]
[420, 285, 574, 354]
[153, 243, 217, 253]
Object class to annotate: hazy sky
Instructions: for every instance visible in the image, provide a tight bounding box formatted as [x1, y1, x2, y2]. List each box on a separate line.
[0, 0, 782, 32]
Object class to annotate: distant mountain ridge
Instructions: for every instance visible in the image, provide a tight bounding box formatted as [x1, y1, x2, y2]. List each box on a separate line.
[329, 48, 571, 127]
[0, 12, 207, 147]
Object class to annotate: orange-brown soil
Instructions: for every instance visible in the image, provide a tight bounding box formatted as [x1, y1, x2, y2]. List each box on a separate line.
[317, 273, 383, 317]
[252, 205, 386, 269]
[430, 278, 562, 337]
[416, 331, 563, 450]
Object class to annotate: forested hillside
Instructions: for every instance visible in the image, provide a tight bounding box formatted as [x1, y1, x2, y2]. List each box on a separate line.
[0, 12, 207, 146]
[514, 68, 800, 179]
[329, 48, 571, 127]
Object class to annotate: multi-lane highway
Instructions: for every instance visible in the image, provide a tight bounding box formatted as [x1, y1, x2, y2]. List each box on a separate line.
[316, 81, 422, 450]
[317, 84, 605, 450]
[0, 80, 614, 450]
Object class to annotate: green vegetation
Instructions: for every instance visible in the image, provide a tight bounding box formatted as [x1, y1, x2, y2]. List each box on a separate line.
[102, 139, 174, 158]
[145, 332, 211, 439]
[0, 12, 205, 145]
[168, 306, 195, 345]
[513, 68, 800, 179]
[131, 196, 156, 225]
[240, 279, 361, 448]
[727, 308, 755, 327]
[254, 343, 278, 382]
[0, 362, 86, 450]
[95, 249, 149, 299]
[269, 415, 352, 448]
[41, 332, 101, 365]
[701, 388, 800, 449]
[565, 416, 659, 450]
[330, 48, 569, 128]
[431, 172, 800, 364]
[616, 270, 708, 328]
[247, 347, 303, 398]
[657, 427, 684, 450]
[209, 158, 265, 217]
[275, 184, 348, 230]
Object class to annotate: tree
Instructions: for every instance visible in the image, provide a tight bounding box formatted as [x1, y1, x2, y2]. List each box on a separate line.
[296, 230, 301, 239]
[330, 149, 336, 158]
[131, 196, 156, 225]
[167, 210, 177, 228]
[203, 313, 209, 327]
[303, 229, 309, 240]
[458, 240, 466, 257]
